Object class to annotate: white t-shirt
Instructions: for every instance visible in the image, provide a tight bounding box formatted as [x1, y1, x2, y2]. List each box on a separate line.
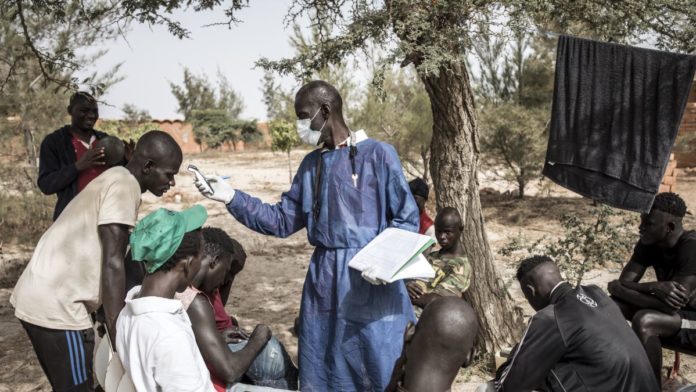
[117, 286, 216, 392]
[11, 166, 141, 330]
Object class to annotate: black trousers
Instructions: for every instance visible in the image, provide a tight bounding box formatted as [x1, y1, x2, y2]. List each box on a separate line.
[20, 320, 95, 392]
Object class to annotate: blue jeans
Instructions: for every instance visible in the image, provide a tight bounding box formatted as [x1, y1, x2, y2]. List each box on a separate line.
[227, 336, 298, 390]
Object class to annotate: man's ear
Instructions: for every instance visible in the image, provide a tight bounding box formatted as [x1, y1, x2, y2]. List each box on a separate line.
[668, 221, 676, 232]
[525, 284, 536, 297]
[209, 254, 219, 270]
[143, 159, 154, 174]
[320, 102, 331, 117]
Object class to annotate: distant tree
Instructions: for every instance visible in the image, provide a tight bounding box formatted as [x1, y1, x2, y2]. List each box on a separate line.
[269, 120, 301, 183]
[121, 103, 152, 127]
[473, 31, 554, 198]
[353, 66, 433, 183]
[190, 109, 237, 150]
[261, 70, 295, 123]
[99, 120, 152, 143]
[169, 68, 243, 121]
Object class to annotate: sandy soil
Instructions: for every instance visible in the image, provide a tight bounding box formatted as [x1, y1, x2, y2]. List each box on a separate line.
[1, 149, 696, 391]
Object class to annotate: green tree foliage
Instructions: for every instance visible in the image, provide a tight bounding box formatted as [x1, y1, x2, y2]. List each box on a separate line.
[169, 68, 244, 121]
[473, 31, 555, 198]
[261, 70, 295, 123]
[189, 109, 259, 151]
[501, 205, 639, 286]
[99, 120, 152, 142]
[269, 120, 301, 183]
[353, 66, 433, 182]
[121, 103, 152, 127]
[170, 68, 258, 150]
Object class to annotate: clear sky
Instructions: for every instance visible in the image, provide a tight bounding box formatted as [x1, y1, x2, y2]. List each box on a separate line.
[92, 2, 305, 121]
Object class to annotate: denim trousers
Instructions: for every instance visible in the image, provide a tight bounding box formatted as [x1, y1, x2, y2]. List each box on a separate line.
[226, 336, 298, 391]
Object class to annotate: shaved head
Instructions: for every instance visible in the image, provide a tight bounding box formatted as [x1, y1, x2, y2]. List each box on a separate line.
[94, 136, 125, 167]
[396, 297, 479, 392]
[133, 130, 182, 163]
[127, 130, 183, 196]
[435, 207, 462, 227]
[295, 80, 343, 112]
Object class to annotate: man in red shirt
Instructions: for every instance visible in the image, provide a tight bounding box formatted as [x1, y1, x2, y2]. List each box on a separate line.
[38, 91, 108, 220]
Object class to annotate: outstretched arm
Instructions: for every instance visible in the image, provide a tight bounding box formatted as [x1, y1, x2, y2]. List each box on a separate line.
[226, 173, 307, 238]
[98, 223, 130, 347]
[187, 295, 271, 384]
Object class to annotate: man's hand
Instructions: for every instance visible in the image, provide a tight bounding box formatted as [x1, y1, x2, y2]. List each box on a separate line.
[195, 175, 235, 204]
[651, 281, 689, 309]
[406, 281, 424, 301]
[123, 138, 136, 162]
[221, 325, 251, 344]
[247, 324, 272, 347]
[75, 147, 105, 171]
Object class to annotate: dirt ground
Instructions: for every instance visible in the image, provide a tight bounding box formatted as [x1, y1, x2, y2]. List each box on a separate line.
[2, 149, 696, 391]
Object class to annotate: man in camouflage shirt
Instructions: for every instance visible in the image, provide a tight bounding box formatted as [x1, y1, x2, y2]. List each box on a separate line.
[407, 207, 472, 314]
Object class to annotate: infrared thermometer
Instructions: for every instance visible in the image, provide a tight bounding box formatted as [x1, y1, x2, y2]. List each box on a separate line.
[187, 164, 213, 195]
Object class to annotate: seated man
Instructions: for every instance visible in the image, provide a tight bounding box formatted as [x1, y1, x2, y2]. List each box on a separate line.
[409, 178, 435, 239]
[494, 256, 658, 391]
[386, 296, 478, 392]
[180, 227, 297, 391]
[406, 207, 471, 313]
[608, 192, 696, 383]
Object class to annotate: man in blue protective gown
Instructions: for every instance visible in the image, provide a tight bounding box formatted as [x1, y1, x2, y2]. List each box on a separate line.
[194, 80, 420, 391]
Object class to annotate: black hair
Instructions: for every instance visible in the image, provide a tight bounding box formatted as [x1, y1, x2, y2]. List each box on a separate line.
[409, 178, 429, 200]
[651, 192, 687, 218]
[296, 80, 343, 111]
[94, 136, 125, 167]
[516, 255, 555, 281]
[230, 238, 247, 265]
[157, 229, 203, 272]
[68, 91, 96, 108]
[437, 206, 462, 222]
[202, 227, 237, 258]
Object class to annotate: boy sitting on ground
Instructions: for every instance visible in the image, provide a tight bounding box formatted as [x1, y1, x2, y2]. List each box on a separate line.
[386, 296, 479, 392]
[406, 207, 472, 312]
[179, 227, 297, 391]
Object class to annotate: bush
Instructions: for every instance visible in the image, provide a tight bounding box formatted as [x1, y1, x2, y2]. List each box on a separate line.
[500, 204, 638, 286]
[0, 191, 53, 245]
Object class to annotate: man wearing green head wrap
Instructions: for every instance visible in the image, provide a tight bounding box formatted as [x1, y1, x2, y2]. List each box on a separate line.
[116, 205, 221, 391]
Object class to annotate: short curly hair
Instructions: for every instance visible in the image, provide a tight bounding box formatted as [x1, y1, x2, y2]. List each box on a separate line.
[651, 192, 687, 218]
[202, 227, 237, 258]
[516, 255, 555, 281]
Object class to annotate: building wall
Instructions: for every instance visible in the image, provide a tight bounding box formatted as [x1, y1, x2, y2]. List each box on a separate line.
[676, 82, 696, 167]
[151, 120, 270, 155]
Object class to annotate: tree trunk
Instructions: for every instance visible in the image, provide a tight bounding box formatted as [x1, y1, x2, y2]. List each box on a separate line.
[420, 145, 430, 185]
[287, 150, 293, 184]
[518, 179, 525, 199]
[421, 61, 523, 353]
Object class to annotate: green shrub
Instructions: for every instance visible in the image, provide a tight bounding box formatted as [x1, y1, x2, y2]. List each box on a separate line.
[500, 204, 638, 286]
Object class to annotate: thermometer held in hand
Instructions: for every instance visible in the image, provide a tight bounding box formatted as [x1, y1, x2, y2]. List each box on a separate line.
[187, 164, 213, 195]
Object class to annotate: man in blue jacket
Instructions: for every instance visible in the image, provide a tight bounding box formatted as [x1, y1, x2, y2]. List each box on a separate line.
[196, 80, 420, 391]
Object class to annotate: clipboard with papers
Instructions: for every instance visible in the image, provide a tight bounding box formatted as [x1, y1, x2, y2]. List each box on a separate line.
[348, 228, 436, 283]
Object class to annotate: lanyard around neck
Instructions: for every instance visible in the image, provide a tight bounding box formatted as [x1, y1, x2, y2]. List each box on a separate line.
[312, 132, 359, 221]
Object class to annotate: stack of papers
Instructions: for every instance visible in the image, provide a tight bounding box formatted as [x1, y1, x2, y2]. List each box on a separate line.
[348, 228, 436, 283]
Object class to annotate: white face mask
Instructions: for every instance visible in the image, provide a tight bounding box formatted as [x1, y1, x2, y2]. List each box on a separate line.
[296, 108, 326, 146]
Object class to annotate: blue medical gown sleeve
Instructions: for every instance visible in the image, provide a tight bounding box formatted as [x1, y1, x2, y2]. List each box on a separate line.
[226, 172, 306, 238]
[383, 144, 419, 233]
